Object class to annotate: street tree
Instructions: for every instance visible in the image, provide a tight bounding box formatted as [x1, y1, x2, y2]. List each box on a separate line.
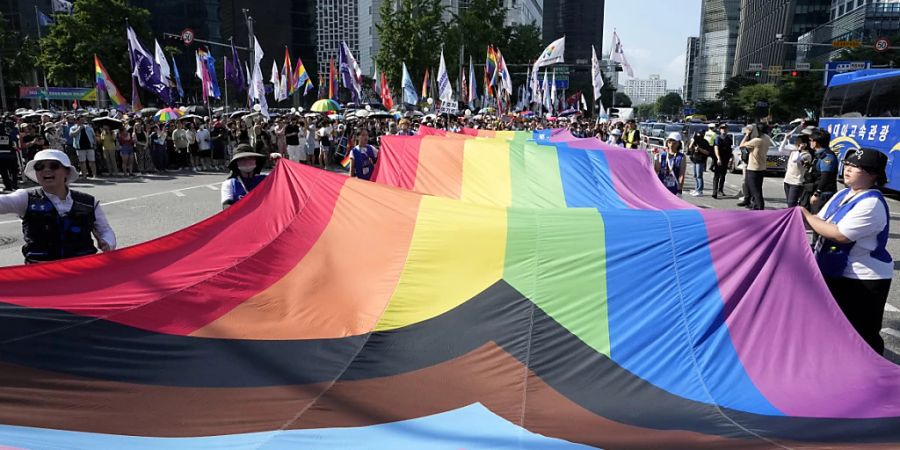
[634, 103, 656, 120]
[737, 83, 779, 119]
[614, 92, 632, 107]
[656, 92, 684, 116]
[375, 0, 447, 92]
[717, 75, 757, 117]
[777, 70, 825, 120]
[38, 0, 152, 87]
[0, 13, 41, 90]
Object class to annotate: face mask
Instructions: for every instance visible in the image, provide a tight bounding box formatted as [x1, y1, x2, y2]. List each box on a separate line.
[238, 162, 256, 174]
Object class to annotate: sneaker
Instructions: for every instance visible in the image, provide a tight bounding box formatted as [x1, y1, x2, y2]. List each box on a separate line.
[718, 190, 726, 197]
[690, 191, 702, 197]
[736, 201, 748, 207]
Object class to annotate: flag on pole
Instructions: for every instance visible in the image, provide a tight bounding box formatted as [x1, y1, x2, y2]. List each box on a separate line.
[468, 57, 476, 109]
[542, 70, 551, 113]
[292, 57, 313, 95]
[437, 50, 453, 103]
[318, 74, 325, 99]
[612, 31, 635, 77]
[328, 57, 336, 99]
[270, 60, 282, 101]
[37, 9, 54, 27]
[496, 50, 512, 95]
[282, 47, 293, 96]
[485, 46, 498, 97]
[401, 62, 418, 105]
[338, 42, 362, 103]
[373, 61, 379, 95]
[249, 34, 268, 118]
[460, 68, 467, 108]
[51, 0, 72, 14]
[154, 40, 171, 87]
[591, 45, 604, 104]
[196, 49, 211, 103]
[171, 55, 184, 99]
[127, 26, 171, 105]
[225, 39, 245, 92]
[380, 72, 394, 110]
[421, 68, 429, 100]
[531, 36, 565, 102]
[581, 93, 588, 111]
[94, 54, 127, 110]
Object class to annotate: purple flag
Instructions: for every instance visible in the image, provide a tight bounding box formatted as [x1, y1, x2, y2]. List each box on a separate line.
[338, 42, 361, 104]
[225, 40, 245, 92]
[127, 26, 171, 105]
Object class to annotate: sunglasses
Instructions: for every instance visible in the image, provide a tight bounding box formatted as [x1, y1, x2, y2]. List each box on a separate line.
[34, 161, 62, 171]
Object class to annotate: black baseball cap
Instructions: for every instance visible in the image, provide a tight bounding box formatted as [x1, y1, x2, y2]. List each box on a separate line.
[843, 148, 888, 185]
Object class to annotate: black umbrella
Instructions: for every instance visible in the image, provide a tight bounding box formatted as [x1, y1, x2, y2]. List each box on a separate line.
[139, 107, 160, 116]
[92, 117, 124, 129]
[184, 105, 209, 116]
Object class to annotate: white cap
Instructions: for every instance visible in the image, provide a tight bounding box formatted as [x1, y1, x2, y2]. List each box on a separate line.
[611, 129, 622, 136]
[666, 132, 683, 142]
[24, 149, 79, 185]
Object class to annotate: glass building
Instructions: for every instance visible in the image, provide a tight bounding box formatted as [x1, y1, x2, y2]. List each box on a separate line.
[731, 0, 830, 83]
[693, 0, 741, 101]
[798, 0, 900, 65]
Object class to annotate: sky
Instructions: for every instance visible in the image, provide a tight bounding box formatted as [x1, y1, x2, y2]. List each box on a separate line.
[602, 0, 702, 90]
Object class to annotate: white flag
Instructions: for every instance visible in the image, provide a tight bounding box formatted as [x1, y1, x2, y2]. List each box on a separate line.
[51, 0, 72, 14]
[591, 45, 604, 102]
[581, 93, 588, 111]
[612, 32, 634, 78]
[550, 70, 557, 114]
[401, 62, 418, 105]
[253, 35, 264, 65]
[534, 36, 566, 69]
[437, 50, 453, 103]
[154, 40, 171, 86]
[270, 60, 281, 101]
[542, 70, 551, 112]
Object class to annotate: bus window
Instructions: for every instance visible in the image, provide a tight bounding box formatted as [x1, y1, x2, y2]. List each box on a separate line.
[822, 84, 847, 117]
[840, 80, 874, 117]
[867, 77, 900, 118]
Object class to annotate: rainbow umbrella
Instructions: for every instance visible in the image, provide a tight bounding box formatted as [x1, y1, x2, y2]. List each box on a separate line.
[153, 107, 184, 122]
[310, 99, 341, 113]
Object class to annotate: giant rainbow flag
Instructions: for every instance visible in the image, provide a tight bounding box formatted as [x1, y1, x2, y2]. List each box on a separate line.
[0, 130, 899, 449]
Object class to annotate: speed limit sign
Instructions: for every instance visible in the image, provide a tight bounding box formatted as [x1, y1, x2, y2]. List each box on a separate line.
[874, 37, 890, 53]
[180, 28, 195, 46]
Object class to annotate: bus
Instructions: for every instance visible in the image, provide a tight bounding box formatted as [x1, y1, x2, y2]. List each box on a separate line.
[820, 69, 900, 190]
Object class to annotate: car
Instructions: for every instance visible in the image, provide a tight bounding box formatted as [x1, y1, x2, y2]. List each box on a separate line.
[650, 123, 668, 138]
[729, 133, 787, 174]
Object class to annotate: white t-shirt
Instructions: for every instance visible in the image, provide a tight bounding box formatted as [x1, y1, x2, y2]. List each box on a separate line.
[196, 129, 211, 150]
[783, 150, 811, 186]
[817, 189, 893, 280]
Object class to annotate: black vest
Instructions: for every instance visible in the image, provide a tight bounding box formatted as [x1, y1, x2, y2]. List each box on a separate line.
[22, 189, 97, 263]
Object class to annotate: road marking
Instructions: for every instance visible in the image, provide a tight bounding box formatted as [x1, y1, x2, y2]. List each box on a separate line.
[206, 184, 219, 191]
[886, 303, 900, 313]
[173, 191, 186, 197]
[101, 197, 137, 206]
[883, 328, 900, 339]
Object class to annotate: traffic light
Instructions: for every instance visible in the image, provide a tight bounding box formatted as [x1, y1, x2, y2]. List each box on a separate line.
[790, 71, 799, 77]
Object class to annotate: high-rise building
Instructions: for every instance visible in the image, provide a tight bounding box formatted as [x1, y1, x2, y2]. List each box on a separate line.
[684, 36, 700, 102]
[693, 0, 741, 101]
[797, 0, 900, 65]
[731, 0, 830, 82]
[623, 74, 668, 105]
[543, 0, 603, 101]
[504, 0, 543, 28]
[316, 0, 360, 79]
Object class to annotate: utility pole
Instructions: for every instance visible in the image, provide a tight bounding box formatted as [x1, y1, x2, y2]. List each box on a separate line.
[243, 9, 254, 66]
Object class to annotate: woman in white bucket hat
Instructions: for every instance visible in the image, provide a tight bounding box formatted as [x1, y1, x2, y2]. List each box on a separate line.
[0, 149, 116, 263]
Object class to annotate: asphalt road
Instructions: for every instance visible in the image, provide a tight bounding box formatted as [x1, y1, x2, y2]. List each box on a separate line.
[0, 165, 897, 363]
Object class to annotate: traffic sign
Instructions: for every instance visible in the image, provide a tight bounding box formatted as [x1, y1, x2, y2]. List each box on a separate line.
[768, 65, 783, 77]
[832, 40, 862, 49]
[748, 63, 764, 71]
[824, 60, 872, 86]
[874, 37, 891, 53]
[796, 62, 810, 71]
[180, 28, 195, 46]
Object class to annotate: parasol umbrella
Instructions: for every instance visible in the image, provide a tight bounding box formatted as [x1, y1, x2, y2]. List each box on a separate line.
[139, 107, 159, 116]
[369, 110, 393, 119]
[559, 108, 581, 117]
[229, 110, 250, 119]
[310, 99, 341, 113]
[153, 107, 184, 123]
[355, 109, 370, 118]
[178, 114, 205, 121]
[92, 117, 123, 129]
[184, 105, 209, 116]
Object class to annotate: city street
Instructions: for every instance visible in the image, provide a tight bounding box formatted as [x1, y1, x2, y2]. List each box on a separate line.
[0, 164, 897, 363]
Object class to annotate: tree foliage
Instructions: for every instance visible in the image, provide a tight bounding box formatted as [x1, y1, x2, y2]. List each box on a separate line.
[655, 92, 684, 116]
[737, 83, 779, 119]
[37, 0, 152, 86]
[634, 103, 656, 119]
[0, 13, 41, 89]
[837, 32, 900, 68]
[614, 92, 632, 107]
[375, 0, 447, 92]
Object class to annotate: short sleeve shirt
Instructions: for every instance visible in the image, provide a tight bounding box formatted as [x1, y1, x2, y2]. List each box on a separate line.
[817, 190, 893, 280]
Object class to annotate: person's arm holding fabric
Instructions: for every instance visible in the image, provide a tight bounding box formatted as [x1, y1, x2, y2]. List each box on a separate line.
[92, 200, 116, 251]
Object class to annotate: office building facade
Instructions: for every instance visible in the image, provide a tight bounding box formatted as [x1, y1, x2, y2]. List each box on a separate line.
[731, 0, 829, 81]
[623, 74, 668, 105]
[693, 0, 741, 101]
[797, 0, 900, 65]
[316, 0, 359, 80]
[543, 0, 603, 101]
[684, 36, 700, 102]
